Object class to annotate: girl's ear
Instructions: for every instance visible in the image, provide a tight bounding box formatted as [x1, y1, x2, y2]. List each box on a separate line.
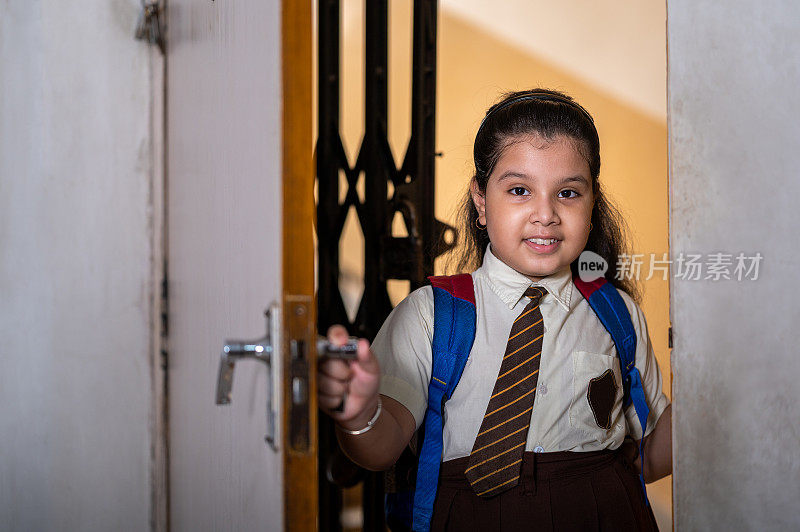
[470, 179, 487, 224]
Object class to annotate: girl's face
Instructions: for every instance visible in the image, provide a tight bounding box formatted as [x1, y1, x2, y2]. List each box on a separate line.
[471, 134, 594, 282]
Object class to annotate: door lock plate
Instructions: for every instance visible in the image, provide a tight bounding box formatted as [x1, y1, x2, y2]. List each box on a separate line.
[286, 296, 314, 453]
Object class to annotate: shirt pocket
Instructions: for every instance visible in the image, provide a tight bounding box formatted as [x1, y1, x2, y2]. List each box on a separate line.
[568, 350, 624, 443]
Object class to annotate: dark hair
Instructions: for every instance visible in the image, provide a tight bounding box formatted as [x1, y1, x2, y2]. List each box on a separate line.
[447, 88, 641, 303]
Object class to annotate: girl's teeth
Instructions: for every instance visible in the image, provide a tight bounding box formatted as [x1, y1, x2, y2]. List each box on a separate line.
[529, 238, 557, 245]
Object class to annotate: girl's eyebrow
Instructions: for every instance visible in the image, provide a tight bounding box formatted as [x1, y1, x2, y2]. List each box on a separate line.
[496, 171, 528, 182]
[497, 172, 590, 187]
[558, 175, 590, 187]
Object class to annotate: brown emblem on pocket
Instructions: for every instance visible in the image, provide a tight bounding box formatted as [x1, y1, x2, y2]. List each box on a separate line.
[586, 368, 617, 429]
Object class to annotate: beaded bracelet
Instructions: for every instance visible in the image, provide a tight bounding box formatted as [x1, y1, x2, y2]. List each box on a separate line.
[336, 397, 382, 435]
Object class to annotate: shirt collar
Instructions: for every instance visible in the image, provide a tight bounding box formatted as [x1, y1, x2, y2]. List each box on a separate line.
[478, 243, 573, 312]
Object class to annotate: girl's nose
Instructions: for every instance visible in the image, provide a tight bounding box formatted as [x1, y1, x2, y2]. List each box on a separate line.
[529, 197, 559, 225]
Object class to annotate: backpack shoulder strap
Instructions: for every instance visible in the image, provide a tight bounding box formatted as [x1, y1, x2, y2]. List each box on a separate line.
[426, 274, 476, 400]
[572, 277, 636, 389]
[572, 275, 651, 507]
[412, 274, 476, 531]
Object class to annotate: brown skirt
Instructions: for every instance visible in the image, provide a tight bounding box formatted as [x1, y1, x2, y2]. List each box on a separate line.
[430, 448, 659, 532]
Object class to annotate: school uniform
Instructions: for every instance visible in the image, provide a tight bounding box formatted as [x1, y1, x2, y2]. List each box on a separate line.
[372, 243, 669, 530]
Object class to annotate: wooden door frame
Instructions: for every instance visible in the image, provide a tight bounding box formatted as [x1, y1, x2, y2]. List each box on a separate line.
[281, 1, 316, 530]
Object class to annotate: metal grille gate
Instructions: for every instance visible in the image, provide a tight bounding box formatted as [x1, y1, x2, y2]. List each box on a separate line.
[315, 0, 455, 529]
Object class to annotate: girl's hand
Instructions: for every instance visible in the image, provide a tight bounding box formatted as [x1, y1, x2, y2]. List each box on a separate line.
[318, 325, 381, 431]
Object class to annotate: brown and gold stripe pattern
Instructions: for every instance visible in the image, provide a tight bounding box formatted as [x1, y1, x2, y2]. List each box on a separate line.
[465, 286, 547, 498]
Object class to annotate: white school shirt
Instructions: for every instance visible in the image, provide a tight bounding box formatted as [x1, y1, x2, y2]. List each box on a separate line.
[372, 244, 670, 461]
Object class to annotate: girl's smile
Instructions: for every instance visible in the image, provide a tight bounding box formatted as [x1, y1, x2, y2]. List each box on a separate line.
[524, 238, 561, 253]
[471, 134, 595, 282]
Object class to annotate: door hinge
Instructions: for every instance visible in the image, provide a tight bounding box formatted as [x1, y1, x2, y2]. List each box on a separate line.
[135, 1, 165, 55]
[160, 260, 169, 371]
[668, 326, 673, 349]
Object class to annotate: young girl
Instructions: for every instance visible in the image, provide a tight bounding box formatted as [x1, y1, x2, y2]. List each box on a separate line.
[319, 89, 672, 531]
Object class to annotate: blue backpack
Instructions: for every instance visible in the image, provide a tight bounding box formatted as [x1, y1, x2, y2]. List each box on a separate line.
[385, 273, 652, 532]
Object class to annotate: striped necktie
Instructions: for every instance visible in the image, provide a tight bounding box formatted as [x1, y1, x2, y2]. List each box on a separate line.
[465, 285, 547, 497]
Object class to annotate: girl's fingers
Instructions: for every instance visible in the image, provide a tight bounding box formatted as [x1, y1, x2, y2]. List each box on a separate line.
[318, 358, 351, 380]
[352, 339, 380, 376]
[318, 375, 347, 397]
[319, 392, 345, 412]
[317, 329, 380, 420]
[326, 324, 349, 345]
[346, 340, 380, 400]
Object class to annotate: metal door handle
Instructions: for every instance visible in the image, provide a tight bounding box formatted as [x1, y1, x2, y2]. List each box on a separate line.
[215, 302, 282, 451]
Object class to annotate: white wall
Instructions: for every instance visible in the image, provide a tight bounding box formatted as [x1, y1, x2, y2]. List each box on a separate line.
[440, 0, 667, 121]
[668, 1, 800, 529]
[0, 1, 159, 530]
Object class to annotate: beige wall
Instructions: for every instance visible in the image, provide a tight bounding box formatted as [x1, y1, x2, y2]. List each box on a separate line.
[336, 2, 670, 526]
[440, 0, 667, 122]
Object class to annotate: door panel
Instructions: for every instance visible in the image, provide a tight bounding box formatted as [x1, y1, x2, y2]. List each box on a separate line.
[167, 1, 314, 530]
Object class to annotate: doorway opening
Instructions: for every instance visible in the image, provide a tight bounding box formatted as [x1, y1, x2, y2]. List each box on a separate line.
[314, 1, 670, 529]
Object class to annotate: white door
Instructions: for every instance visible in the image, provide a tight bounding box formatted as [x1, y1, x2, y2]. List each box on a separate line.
[166, 1, 316, 530]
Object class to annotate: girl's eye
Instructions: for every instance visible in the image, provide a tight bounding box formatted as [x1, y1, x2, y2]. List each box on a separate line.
[510, 186, 529, 196]
[558, 189, 580, 199]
